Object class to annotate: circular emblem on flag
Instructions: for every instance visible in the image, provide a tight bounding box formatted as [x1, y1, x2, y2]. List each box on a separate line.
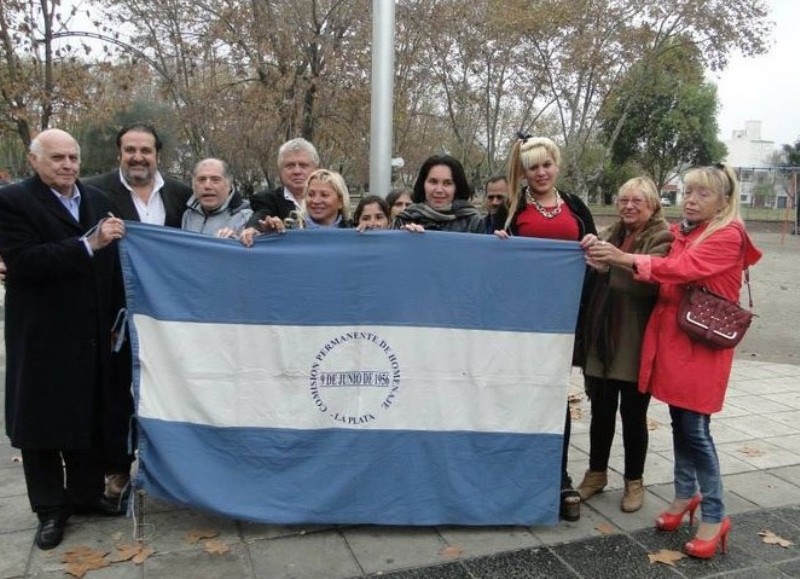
[309, 331, 401, 425]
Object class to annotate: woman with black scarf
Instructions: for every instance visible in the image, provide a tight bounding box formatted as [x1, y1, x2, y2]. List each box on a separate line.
[394, 155, 484, 233]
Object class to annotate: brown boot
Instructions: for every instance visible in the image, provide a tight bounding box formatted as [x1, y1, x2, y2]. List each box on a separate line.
[621, 478, 644, 512]
[576, 470, 607, 501]
[105, 473, 130, 500]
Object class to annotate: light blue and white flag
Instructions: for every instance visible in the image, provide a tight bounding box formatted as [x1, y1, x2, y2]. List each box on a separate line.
[120, 223, 586, 526]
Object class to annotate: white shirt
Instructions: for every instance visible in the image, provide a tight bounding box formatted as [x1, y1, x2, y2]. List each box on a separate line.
[119, 169, 167, 225]
[283, 187, 303, 212]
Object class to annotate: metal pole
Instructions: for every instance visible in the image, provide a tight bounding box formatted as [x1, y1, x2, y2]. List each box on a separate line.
[794, 170, 798, 235]
[369, 0, 395, 197]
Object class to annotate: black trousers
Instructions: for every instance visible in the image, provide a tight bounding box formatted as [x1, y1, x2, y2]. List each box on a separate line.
[585, 376, 651, 480]
[21, 448, 105, 520]
[562, 404, 572, 489]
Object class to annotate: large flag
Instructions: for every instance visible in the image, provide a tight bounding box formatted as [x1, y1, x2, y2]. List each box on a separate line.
[120, 223, 586, 526]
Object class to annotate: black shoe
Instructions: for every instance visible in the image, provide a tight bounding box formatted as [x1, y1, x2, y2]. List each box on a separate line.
[35, 517, 65, 550]
[560, 487, 581, 522]
[72, 495, 127, 517]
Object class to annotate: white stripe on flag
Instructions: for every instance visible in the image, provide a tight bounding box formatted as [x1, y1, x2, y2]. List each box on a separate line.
[134, 314, 573, 435]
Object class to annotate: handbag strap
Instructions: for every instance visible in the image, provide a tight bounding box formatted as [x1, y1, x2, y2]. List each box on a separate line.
[743, 267, 753, 309]
[737, 226, 755, 309]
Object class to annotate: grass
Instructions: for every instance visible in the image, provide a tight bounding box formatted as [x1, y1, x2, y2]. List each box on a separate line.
[589, 205, 796, 223]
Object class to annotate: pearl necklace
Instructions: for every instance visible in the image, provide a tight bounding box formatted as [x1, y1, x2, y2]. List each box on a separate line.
[526, 187, 563, 219]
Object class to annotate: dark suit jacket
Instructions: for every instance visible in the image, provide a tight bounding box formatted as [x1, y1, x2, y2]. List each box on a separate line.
[0, 175, 124, 450]
[84, 170, 192, 228]
[246, 186, 299, 228]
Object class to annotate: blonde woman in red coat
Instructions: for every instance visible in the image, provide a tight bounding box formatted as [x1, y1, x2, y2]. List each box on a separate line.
[582, 164, 762, 560]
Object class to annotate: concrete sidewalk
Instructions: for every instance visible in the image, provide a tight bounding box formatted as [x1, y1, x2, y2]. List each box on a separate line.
[1, 353, 799, 578]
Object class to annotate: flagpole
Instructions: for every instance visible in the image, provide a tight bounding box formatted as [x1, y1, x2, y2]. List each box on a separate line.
[369, 0, 395, 197]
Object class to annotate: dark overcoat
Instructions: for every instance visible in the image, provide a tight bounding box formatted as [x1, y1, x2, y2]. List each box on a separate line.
[0, 175, 122, 450]
[245, 185, 297, 228]
[83, 170, 192, 227]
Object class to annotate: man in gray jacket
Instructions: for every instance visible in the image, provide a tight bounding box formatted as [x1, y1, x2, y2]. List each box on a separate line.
[182, 158, 252, 236]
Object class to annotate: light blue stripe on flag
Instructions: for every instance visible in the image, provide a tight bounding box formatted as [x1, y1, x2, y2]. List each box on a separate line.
[120, 223, 586, 526]
[137, 419, 562, 525]
[120, 223, 584, 333]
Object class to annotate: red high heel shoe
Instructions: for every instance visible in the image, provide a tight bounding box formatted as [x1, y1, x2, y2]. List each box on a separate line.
[655, 494, 702, 531]
[684, 517, 731, 559]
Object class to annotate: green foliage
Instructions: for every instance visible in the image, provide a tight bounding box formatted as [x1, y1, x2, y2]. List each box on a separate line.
[781, 139, 800, 167]
[601, 42, 727, 192]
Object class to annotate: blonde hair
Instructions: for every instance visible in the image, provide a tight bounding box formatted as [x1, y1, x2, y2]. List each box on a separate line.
[683, 164, 741, 245]
[617, 176, 664, 222]
[301, 169, 351, 222]
[505, 137, 561, 230]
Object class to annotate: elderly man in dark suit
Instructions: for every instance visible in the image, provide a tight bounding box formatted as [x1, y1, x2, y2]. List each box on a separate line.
[0, 129, 127, 549]
[245, 137, 319, 226]
[84, 122, 191, 501]
[84, 123, 192, 227]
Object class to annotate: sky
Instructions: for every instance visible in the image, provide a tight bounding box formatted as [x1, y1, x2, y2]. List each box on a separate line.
[712, 0, 800, 147]
[62, 0, 796, 148]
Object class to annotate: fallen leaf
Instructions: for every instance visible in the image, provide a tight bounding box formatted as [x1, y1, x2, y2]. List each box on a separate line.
[203, 539, 232, 555]
[62, 546, 96, 559]
[132, 546, 154, 564]
[186, 528, 219, 544]
[65, 560, 109, 578]
[62, 546, 110, 577]
[595, 523, 615, 535]
[738, 446, 765, 458]
[759, 530, 793, 548]
[62, 546, 109, 563]
[647, 549, 685, 567]
[439, 545, 463, 559]
[109, 543, 149, 563]
[646, 418, 660, 431]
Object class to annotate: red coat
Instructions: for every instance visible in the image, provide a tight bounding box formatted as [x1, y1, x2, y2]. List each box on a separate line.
[633, 221, 762, 414]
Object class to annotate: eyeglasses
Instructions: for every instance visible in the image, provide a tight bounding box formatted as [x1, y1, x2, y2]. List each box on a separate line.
[487, 195, 505, 201]
[616, 197, 646, 207]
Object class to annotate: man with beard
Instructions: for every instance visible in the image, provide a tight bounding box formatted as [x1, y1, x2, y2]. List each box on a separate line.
[84, 123, 191, 504]
[85, 123, 191, 227]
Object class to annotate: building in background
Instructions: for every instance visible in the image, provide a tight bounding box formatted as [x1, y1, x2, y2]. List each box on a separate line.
[723, 121, 793, 209]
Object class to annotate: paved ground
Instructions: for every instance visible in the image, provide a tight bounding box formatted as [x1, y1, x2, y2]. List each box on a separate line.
[1, 232, 798, 578]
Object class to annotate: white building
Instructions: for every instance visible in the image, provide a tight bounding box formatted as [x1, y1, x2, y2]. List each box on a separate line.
[722, 121, 791, 209]
[724, 121, 775, 168]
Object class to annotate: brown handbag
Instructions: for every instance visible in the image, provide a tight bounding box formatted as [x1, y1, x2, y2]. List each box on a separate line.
[676, 269, 754, 349]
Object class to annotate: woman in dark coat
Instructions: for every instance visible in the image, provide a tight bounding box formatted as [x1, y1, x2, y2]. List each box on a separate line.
[394, 155, 484, 233]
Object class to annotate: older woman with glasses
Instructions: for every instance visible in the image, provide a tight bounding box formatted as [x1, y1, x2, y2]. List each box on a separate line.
[576, 177, 673, 513]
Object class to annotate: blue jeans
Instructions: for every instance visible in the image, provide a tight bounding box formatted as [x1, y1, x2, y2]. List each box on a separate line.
[669, 406, 724, 523]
